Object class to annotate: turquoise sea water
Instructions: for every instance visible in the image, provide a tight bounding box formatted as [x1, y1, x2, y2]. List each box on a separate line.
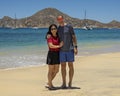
[0, 28, 120, 69]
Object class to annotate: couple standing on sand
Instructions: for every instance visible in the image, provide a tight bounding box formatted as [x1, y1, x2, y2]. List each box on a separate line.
[46, 15, 78, 90]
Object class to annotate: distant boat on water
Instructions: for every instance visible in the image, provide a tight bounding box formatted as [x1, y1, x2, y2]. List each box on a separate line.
[82, 10, 92, 30]
[82, 26, 92, 30]
[11, 14, 17, 29]
[32, 27, 39, 29]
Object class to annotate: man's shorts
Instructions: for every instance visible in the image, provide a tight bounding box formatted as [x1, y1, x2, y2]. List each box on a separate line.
[60, 50, 74, 63]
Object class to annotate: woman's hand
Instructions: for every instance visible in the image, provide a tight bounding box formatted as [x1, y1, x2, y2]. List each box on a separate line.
[59, 41, 64, 47]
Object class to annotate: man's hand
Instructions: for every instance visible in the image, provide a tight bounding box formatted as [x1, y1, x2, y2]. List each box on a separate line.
[74, 48, 78, 55]
[47, 34, 51, 39]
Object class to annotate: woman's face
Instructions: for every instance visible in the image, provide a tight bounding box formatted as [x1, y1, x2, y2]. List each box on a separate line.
[51, 26, 57, 35]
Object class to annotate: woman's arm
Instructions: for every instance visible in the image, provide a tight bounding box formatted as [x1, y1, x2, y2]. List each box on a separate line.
[48, 42, 63, 49]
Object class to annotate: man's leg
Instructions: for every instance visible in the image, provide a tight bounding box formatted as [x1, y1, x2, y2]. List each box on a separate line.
[68, 62, 74, 87]
[61, 62, 67, 87]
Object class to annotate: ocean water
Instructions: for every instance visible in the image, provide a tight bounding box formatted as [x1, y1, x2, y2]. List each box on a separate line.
[0, 28, 120, 69]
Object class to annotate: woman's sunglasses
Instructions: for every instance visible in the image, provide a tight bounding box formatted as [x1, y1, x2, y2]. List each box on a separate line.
[51, 28, 57, 31]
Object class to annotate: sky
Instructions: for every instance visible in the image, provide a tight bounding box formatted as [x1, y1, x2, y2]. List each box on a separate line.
[0, 0, 120, 23]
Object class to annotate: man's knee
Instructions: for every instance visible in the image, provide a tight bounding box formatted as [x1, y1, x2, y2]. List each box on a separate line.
[68, 62, 74, 69]
[61, 62, 66, 67]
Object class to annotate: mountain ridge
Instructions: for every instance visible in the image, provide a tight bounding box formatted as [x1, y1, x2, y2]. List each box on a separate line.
[0, 8, 120, 28]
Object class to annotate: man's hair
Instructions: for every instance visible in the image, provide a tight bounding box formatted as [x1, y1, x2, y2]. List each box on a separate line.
[57, 15, 64, 19]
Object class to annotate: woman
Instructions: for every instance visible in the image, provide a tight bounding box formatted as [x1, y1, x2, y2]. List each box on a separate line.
[46, 24, 63, 90]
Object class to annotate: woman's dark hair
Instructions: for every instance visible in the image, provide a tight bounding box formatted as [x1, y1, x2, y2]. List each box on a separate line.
[45, 24, 58, 39]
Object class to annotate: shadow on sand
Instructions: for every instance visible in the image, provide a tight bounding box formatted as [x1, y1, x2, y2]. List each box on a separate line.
[45, 86, 81, 91]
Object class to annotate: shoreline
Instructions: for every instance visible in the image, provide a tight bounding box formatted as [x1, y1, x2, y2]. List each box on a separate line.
[0, 51, 120, 71]
[1, 27, 120, 29]
[0, 51, 119, 70]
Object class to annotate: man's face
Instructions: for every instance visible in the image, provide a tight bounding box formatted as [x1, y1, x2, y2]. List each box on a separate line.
[57, 16, 64, 24]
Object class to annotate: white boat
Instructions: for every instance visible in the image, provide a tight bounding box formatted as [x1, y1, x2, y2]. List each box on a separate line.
[82, 10, 92, 30]
[32, 27, 39, 29]
[82, 26, 92, 30]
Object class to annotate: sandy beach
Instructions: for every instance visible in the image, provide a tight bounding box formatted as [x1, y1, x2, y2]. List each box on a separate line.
[0, 52, 120, 96]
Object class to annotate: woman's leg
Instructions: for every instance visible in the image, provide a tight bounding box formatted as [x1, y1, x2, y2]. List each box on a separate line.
[47, 64, 59, 87]
[48, 65, 54, 88]
[51, 64, 59, 81]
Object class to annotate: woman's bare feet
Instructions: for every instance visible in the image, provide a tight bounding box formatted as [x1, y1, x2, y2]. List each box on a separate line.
[45, 82, 54, 88]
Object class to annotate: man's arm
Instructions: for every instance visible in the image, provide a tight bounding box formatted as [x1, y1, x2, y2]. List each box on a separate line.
[72, 35, 77, 47]
[72, 34, 78, 55]
[69, 25, 78, 55]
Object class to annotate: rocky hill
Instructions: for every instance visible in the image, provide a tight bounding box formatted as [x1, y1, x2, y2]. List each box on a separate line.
[0, 8, 120, 28]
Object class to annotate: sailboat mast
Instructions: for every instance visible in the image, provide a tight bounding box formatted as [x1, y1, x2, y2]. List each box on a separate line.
[85, 10, 86, 20]
[84, 10, 87, 26]
[14, 14, 17, 28]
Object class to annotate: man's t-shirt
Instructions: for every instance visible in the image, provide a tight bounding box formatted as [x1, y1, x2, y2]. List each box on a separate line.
[58, 24, 75, 51]
[47, 36, 60, 51]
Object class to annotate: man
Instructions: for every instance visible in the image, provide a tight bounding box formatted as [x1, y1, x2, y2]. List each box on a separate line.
[57, 15, 78, 88]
